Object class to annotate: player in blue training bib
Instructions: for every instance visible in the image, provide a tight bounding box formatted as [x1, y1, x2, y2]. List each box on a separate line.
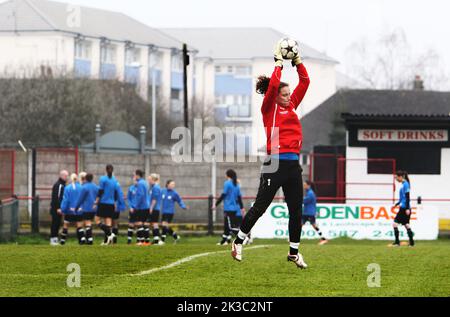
[147, 174, 163, 245]
[126, 177, 138, 245]
[391, 170, 415, 247]
[60, 173, 84, 245]
[95, 164, 119, 245]
[302, 181, 328, 245]
[112, 179, 126, 244]
[75, 173, 98, 245]
[131, 170, 150, 246]
[160, 180, 188, 244]
[215, 170, 245, 246]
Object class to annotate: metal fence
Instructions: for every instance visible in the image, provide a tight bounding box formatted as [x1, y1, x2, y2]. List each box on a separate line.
[308, 153, 397, 204]
[0, 198, 19, 242]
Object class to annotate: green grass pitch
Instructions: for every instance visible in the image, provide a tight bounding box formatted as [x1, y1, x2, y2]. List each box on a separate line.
[0, 236, 449, 297]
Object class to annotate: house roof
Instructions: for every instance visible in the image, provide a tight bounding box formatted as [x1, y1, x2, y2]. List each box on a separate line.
[301, 89, 450, 152]
[161, 27, 338, 63]
[0, 0, 185, 49]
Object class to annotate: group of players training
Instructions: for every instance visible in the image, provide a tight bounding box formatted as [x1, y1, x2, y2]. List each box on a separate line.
[48, 164, 330, 249]
[49, 164, 186, 246]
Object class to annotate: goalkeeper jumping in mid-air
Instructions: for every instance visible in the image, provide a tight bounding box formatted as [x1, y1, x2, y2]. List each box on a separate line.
[232, 40, 310, 269]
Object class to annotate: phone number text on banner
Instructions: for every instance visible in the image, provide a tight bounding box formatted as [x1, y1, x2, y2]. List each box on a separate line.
[252, 204, 439, 240]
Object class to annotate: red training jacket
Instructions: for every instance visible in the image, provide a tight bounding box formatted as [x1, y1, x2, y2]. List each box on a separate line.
[261, 64, 310, 155]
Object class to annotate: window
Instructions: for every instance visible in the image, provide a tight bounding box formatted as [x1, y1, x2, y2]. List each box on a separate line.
[227, 66, 234, 73]
[239, 104, 251, 117]
[149, 51, 162, 68]
[243, 95, 251, 106]
[101, 44, 116, 64]
[148, 86, 161, 104]
[228, 104, 239, 117]
[215, 97, 221, 105]
[225, 95, 234, 105]
[215, 66, 222, 73]
[125, 47, 141, 66]
[235, 66, 252, 77]
[171, 53, 183, 72]
[367, 145, 441, 175]
[171, 88, 181, 100]
[75, 40, 91, 60]
[222, 94, 251, 118]
[228, 104, 250, 118]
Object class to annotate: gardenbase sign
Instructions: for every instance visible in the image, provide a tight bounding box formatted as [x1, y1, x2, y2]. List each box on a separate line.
[252, 204, 439, 240]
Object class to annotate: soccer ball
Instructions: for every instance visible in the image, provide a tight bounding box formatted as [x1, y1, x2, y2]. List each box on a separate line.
[280, 38, 299, 60]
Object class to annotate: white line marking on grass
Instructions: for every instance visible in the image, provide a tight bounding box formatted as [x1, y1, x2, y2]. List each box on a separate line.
[131, 245, 270, 276]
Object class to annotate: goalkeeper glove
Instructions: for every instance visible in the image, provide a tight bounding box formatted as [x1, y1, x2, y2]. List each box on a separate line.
[292, 47, 303, 67]
[274, 40, 283, 68]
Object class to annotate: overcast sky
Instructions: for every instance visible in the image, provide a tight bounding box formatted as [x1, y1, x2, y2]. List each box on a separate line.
[6, 0, 450, 73]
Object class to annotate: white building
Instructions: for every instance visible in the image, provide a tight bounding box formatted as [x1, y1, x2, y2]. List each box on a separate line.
[162, 28, 339, 154]
[0, 0, 196, 114]
[0, 1, 339, 155]
[300, 88, 450, 230]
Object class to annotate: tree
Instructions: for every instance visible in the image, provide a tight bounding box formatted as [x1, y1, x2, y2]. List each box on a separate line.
[0, 69, 219, 149]
[0, 75, 151, 147]
[344, 28, 449, 91]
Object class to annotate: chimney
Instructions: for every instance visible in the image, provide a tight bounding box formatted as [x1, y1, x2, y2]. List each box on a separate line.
[413, 75, 424, 91]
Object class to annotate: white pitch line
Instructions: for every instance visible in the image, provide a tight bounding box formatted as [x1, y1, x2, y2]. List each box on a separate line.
[131, 245, 270, 277]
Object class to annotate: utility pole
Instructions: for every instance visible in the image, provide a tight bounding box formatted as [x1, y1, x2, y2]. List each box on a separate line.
[182, 43, 190, 129]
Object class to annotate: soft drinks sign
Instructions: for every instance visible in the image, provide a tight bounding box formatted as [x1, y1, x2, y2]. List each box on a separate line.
[358, 129, 448, 142]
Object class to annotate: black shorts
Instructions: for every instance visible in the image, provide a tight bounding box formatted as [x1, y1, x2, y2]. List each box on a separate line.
[394, 207, 411, 225]
[147, 210, 160, 223]
[224, 211, 240, 228]
[112, 212, 121, 220]
[134, 209, 149, 223]
[162, 214, 174, 223]
[302, 215, 317, 226]
[64, 214, 83, 223]
[83, 212, 96, 221]
[97, 204, 115, 218]
[129, 211, 138, 223]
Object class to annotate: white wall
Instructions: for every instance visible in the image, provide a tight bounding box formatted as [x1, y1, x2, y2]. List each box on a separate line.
[0, 32, 189, 107]
[346, 135, 450, 221]
[138, 45, 150, 100]
[345, 146, 397, 203]
[301, 59, 337, 117]
[160, 48, 172, 104]
[0, 33, 74, 76]
[90, 38, 101, 79]
[193, 58, 216, 111]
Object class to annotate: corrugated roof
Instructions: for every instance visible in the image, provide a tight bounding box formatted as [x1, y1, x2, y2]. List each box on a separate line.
[0, 0, 185, 49]
[161, 27, 338, 63]
[342, 113, 450, 119]
[301, 89, 450, 152]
